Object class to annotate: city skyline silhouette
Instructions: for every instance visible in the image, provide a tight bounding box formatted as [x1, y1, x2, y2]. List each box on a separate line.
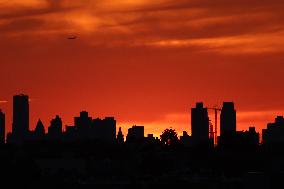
[0, 93, 282, 139]
[0, 94, 284, 188]
[1, 1, 284, 188]
[1, 94, 283, 147]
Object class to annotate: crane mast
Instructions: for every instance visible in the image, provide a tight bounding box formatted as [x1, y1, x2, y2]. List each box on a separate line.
[207, 106, 221, 146]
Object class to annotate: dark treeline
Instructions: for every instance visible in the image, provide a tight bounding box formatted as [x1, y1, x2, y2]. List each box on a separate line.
[0, 139, 284, 189]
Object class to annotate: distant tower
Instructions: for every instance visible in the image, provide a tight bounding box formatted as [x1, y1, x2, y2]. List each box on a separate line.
[34, 119, 45, 138]
[117, 127, 124, 144]
[91, 116, 116, 141]
[104, 117, 116, 141]
[74, 111, 92, 139]
[75, 111, 92, 129]
[0, 109, 5, 144]
[12, 94, 29, 142]
[262, 116, 284, 144]
[220, 102, 236, 136]
[126, 125, 144, 142]
[48, 115, 62, 139]
[191, 102, 209, 144]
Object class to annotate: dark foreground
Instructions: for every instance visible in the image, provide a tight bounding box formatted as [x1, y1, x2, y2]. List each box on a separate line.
[0, 141, 283, 189]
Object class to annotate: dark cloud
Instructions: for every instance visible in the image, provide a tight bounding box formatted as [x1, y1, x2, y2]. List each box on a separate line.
[0, 0, 81, 20]
[1, 0, 284, 48]
[0, 18, 45, 33]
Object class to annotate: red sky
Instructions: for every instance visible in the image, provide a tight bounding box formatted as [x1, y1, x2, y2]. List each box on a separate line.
[1, 0, 284, 137]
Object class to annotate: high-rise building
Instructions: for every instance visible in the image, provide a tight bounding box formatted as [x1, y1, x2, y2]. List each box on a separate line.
[12, 94, 29, 142]
[103, 117, 116, 140]
[191, 102, 209, 144]
[126, 125, 144, 142]
[117, 127, 124, 144]
[34, 119, 45, 139]
[262, 116, 284, 144]
[220, 102, 236, 136]
[48, 115, 62, 139]
[75, 111, 92, 130]
[74, 111, 92, 139]
[92, 117, 116, 141]
[66, 112, 117, 142]
[0, 109, 5, 144]
[180, 131, 192, 147]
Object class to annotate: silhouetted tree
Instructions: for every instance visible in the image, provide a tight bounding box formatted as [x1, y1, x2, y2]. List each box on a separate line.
[160, 128, 179, 147]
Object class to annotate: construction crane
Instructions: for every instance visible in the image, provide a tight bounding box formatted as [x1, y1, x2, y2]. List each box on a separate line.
[209, 119, 214, 140]
[207, 106, 221, 146]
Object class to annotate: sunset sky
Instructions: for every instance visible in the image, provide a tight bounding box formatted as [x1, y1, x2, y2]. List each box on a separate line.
[1, 0, 284, 137]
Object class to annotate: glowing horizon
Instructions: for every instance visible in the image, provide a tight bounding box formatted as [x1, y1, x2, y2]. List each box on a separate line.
[1, 0, 284, 137]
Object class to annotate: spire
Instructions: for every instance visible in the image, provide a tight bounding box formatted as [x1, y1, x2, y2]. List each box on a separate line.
[117, 127, 124, 144]
[35, 119, 45, 135]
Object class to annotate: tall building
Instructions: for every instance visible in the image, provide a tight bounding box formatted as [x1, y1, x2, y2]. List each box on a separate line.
[74, 111, 92, 139]
[243, 127, 259, 147]
[0, 109, 5, 144]
[117, 127, 124, 144]
[48, 115, 62, 139]
[66, 112, 117, 142]
[103, 117, 116, 140]
[126, 125, 144, 142]
[75, 111, 92, 130]
[180, 131, 192, 147]
[12, 94, 29, 142]
[34, 119, 45, 139]
[92, 117, 116, 141]
[262, 116, 284, 145]
[220, 102, 236, 136]
[191, 102, 209, 144]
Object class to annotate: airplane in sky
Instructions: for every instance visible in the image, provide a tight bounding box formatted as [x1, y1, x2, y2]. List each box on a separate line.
[67, 36, 77, 40]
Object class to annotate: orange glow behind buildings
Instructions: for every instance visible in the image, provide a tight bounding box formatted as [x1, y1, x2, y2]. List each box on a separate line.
[1, 0, 284, 137]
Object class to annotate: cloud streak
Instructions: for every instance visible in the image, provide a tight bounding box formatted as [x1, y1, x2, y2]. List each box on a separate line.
[1, 0, 284, 53]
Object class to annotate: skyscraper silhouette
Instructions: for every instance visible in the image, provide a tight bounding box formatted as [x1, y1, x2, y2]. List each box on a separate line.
[34, 119, 45, 139]
[48, 115, 62, 140]
[191, 102, 209, 145]
[262, 116, 284, 145]
[12, 94, 29, 143]
[103, 117, 116, 141]
[220, 102, 236, 136]
[64, 112, 117, 142]
[74, 111, 92, 139]
[126, 125, 144, 142]
[92, 117, 116, 141]
[117, 127, 124, 144]
[75, 111, 92, 130]
[0, 109, 5, 144]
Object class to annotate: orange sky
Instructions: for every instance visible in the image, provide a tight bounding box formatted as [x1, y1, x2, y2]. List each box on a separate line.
[1, 0, 284, 137]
